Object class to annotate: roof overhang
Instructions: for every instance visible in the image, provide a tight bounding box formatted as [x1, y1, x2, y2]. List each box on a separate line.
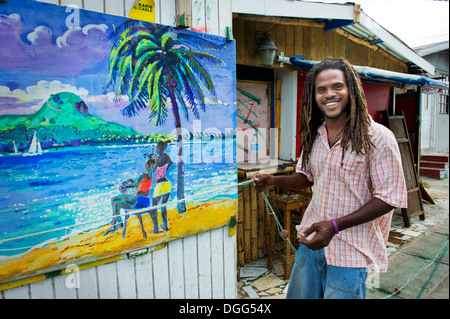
[290, 56, 449, 89]
[414, 41, 449, 57]
[232, 0, 435, 74]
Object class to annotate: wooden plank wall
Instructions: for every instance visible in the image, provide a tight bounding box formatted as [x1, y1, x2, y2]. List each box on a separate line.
[237, 183, 269, 267]
[233, 15, 408, 73]
[2, 0, 235, 299]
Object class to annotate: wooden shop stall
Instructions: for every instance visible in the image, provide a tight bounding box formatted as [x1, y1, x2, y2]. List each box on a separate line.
[232, 0, 447, 271]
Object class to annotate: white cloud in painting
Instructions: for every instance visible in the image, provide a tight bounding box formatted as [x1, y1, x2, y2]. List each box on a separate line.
[82, 24, 108, 36]
[56, 24, 108, 48]
[56, 27, 82, 48]
[0, 80, 89, 114]
[0, 13, 112, 76]
[27, 26, 53, 45]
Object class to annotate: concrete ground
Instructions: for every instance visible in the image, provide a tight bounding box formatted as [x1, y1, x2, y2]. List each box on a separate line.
[237, 176, 449, 299]
[367, 176, 449, 299]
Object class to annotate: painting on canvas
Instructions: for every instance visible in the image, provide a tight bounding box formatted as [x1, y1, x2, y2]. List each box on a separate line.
[236, 81, 271, 163]
[0, 0, 237, 284]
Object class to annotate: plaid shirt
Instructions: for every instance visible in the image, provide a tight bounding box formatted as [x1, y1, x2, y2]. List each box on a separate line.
[296, 117, 407, 272]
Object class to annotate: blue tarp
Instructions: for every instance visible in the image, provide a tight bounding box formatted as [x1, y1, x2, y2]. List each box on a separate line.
[290, 56, 449, 89]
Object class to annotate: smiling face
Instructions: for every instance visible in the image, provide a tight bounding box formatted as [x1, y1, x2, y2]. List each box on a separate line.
[314, 69, 349, 121]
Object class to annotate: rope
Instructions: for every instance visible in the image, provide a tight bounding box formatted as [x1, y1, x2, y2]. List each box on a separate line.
[416, 239, 449, 299]
[382, 238, 449, 299]
[261, 191, 298, 255]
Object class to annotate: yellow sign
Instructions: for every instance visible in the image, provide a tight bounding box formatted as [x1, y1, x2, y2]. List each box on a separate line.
[129, 0, 156, 23]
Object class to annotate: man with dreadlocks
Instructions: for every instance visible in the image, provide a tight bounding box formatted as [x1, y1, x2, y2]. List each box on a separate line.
[253, 57, 407, 299]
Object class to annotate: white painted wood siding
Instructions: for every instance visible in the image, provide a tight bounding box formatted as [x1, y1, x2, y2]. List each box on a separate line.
[1, 0, 235, 299]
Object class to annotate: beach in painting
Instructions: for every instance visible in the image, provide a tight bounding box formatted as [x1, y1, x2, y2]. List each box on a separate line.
[0, 197, 237, 284]
[0, 140, 237, 283]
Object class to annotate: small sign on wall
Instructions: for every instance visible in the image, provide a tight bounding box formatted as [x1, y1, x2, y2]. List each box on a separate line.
[129, 0, 156, 23]
[421, 86, 442, 95]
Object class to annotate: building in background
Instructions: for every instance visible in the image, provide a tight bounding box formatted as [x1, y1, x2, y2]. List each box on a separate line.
[415, 41, 449, 155]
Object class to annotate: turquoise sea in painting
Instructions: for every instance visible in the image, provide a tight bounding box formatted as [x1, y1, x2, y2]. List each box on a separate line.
[0, 139, 236, 258]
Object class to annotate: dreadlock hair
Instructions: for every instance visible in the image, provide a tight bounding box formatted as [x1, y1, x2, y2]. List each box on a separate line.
[298, 57, 373, 169]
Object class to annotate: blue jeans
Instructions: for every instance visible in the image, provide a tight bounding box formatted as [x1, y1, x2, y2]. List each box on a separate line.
[286, 244, 367, 299]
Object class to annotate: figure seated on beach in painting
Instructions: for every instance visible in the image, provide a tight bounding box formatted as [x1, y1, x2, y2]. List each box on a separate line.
[149, 141, 174, 234]
[104, 154, 156, 239]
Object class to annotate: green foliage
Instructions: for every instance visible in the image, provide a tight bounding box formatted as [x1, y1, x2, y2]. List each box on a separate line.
[105, 21, 225, 127]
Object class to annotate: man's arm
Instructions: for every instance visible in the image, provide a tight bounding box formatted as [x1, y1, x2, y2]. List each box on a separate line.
[335, 197, 394, 232]
[298, 197, 394, 250]
[252, 172, 313, 192]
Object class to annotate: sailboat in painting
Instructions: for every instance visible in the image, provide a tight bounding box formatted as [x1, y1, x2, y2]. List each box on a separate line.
[9, 141, 21, 156]
[23, 132, 42, 157]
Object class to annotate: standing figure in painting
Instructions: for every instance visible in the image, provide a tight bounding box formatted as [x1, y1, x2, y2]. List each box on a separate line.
[149, 141, 173, 234]
[105, 154, 156, 238]
[106, 22, 226, 216]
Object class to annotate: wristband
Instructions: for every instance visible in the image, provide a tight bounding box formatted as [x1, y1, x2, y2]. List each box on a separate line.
[331, 219, 339, 234]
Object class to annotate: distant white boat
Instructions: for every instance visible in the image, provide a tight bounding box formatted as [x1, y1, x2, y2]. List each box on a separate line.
[23, 132, 42, 157]
[9, 141, 21, 156]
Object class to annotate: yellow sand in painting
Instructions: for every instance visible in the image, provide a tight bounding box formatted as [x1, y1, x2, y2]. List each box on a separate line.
[0, 199, 237, 285]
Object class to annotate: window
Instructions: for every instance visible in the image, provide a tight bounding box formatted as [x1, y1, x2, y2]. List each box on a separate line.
[438, 75, 449, 114]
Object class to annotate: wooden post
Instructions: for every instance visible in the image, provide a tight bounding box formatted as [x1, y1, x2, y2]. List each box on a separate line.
[243, 183, 251, 262]
[275, 79, 281, 155]
[283, 208, 291, 278]
[257, 191, 265, 258]
[250, 186, 258, 261]
[237, 186, 245, 266]
[176, 0, 191, 28]
[266, 199, 276, 271]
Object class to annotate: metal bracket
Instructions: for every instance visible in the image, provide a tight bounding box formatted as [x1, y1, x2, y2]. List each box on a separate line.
[279, 52, 285, 68]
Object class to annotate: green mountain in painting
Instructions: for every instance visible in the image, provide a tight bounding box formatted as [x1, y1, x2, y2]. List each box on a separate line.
[0, 92, 141, 152]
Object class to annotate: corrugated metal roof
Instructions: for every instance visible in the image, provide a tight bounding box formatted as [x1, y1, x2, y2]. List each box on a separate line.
[339, 24, 406, 61]
[341, 10, 435, 73]
[414, 41, 449, 57]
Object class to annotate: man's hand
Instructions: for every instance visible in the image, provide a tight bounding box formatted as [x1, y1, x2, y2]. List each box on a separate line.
[252, 173, 276, 192]
[252, 172, 312, 192]
[298, 220, 335, 250]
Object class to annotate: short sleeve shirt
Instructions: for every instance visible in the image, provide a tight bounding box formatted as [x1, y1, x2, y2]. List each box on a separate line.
[296, 117, 407, 272]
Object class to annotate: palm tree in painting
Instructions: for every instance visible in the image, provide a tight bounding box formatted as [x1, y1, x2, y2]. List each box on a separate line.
[105, 21, 225, 214]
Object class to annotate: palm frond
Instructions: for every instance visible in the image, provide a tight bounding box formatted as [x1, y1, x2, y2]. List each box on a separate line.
[175, 65, 205, 116]
[109, 20, 157, 40]
[130, 56, 159, 97]
[170, 50, 225, 67]
[149, 74, 169, 126]
[181, 54, 217, 102]
[105, 32, 156, 93]
[160, 31, 175, 49]
[173, 30, 225, 51]
[174, 89, 190, 122]
[106, 21, 225, 128]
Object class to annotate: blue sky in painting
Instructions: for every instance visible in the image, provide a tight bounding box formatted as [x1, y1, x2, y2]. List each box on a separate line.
[0, 0, 236, 135]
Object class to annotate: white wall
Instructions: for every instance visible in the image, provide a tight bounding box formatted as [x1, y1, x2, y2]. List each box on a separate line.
[420, 50, 449, 155]
[277, 69, 298, 161]
[420, 93, 436, 151]
[2, 0, 236, 299]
